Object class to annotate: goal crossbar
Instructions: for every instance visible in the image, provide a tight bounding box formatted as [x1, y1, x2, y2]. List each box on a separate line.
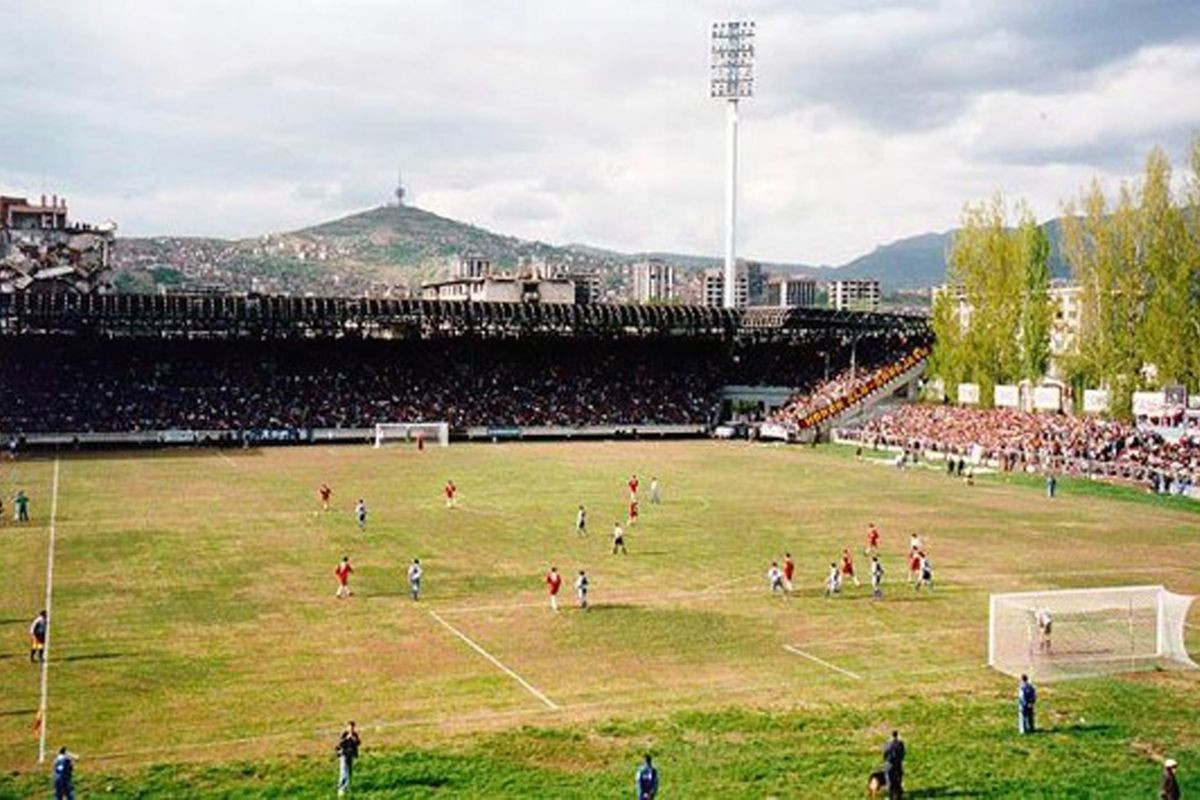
[373, 422, 449, 448]
[988, 584, 1196, 681]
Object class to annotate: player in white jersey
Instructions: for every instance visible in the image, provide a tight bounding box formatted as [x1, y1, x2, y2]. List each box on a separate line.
[575, 570, 590, 609]
[611, 522, 627, 555]
[766, 562, 786, 596]
[355, 499, 367, 532]
[909, 533, 922, 552]
[576, 505, 587, 537]
[649, 477, 661, 504]
[870, 556, 884, 599]
[1035, 607, 1052, 653]
[824, 562, 841, 598]
[407, 558, 422, 601]
[914, 552, 932, 592]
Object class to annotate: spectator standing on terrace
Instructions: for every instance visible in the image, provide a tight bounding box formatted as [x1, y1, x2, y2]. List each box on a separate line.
[1018, 674, 1037, 734]
[336, 721, 361, 798]
[636, 754, 659, 799]
[882, 731, 905, 800]
[15, 490, 29, 522]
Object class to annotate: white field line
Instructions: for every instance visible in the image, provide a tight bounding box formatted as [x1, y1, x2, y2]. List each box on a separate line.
[782, 644, 863, 680]
[215, 450, 239, 468]
[37, 458, 61, 764]
[428, 610, 558, 710]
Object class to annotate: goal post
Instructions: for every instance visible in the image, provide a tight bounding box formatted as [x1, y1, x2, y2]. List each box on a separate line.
[373, 422, 450, 448]
[988, 585, 1196, 681]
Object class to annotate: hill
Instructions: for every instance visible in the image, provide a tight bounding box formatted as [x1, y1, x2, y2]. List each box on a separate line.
[112, 203, 1074, 297]
[113, 204, 618, 296]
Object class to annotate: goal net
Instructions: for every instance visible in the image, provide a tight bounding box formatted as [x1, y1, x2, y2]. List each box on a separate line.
[989, 585, 1196, 681]
[373, 422, 449, 448]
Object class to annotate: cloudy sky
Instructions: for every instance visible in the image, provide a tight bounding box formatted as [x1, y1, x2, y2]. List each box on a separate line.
[3, 0, 1199, 265]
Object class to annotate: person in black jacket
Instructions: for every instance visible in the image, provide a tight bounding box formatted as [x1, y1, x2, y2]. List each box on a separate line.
[1161, 758, 1180, 800]
[336, 721, 361, 798]
[882, 730, 906, 800]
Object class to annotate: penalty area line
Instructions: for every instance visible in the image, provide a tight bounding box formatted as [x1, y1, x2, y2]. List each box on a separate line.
[427, 610, 559, 710]
[782, 644, 863, 681]
[215, 450, 239, 468]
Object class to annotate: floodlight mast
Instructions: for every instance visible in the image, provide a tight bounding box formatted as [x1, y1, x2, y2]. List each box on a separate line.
[710, 20, 754, 309]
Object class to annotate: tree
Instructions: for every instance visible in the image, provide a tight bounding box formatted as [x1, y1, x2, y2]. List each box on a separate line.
[933, 195, 1050, 404]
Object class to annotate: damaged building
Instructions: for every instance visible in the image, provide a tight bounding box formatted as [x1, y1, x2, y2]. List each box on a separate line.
[1, 194, 116, 293]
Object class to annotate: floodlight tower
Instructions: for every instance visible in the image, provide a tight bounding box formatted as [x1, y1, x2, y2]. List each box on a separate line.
[711, 20, 754, 309]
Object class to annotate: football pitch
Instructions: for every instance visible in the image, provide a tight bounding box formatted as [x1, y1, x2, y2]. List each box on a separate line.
[2, 440, 1199, 797]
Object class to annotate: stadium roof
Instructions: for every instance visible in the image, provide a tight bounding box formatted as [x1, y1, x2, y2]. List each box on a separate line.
[0, 292, 929, 340]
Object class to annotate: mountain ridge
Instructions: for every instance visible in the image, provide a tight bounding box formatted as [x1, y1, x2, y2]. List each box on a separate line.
[111, 202, 1073, 296]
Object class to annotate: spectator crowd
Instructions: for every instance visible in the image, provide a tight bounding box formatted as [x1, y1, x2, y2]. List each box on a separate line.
[839, 404, 1200, 493]
[769, 341, 930, 431]
[0, 334, 916, 435]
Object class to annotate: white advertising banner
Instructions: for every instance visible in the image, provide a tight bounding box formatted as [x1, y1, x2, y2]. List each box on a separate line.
[1033, 386, 1062, 412]
[958, 383, 981, 405]
[993, 384, 1020, 408]
[1132, 391, 1167, 417]
[1083, 389, 1110, 414]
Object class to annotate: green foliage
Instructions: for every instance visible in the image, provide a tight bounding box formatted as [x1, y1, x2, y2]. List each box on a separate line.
[1060, 136, 1200, 415]
[932, 195, 1052, 401]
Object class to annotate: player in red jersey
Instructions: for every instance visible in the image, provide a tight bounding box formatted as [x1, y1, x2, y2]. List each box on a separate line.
[865, 523, 880, 556]
[782, 552, 796, 593]
[444, 480, 457, 509]
[335, 556, 354, 599]
[545, 566, 563, 612]
[840, 548, 861, 587]
[627, 474, 639, 501]
[907, 546, 922, 586]
[318, 483, 332, 513]
[628, 499, 639, 525]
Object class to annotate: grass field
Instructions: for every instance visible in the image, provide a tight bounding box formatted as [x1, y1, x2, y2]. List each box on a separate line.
[1, 440, 1198, 798]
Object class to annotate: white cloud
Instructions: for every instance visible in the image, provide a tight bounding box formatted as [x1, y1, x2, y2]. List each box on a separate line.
[2, 1, 1200, 265]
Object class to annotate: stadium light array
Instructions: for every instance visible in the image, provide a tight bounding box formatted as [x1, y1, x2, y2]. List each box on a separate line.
[710, 20, 754, 309]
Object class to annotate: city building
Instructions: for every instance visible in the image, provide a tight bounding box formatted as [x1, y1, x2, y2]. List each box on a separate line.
[702, 261, 763, 308]
[566, 271, 601, 305]
[423, 255, 575, 304]
[632, 259, 675, 303]
[766, 276, 816, 308]
[829, 278, 881, 312]
[933, 281, 1083, 379]
[1, 194, 116, 294]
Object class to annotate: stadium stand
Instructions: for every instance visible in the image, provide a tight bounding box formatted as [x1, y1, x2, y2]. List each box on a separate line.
[769, 344, 931, 431]
[0, 293, 930, 442]
[838, 405, 1200, 492]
